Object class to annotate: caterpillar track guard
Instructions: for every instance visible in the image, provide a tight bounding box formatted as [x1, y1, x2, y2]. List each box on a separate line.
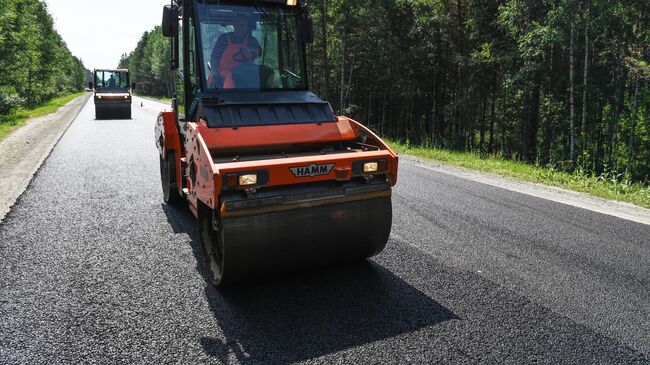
[155, 0, 398, 286]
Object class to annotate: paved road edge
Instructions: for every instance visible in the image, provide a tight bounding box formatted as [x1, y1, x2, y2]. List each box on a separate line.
[0, 93, 92, 223]
[404, 155, 650, 226]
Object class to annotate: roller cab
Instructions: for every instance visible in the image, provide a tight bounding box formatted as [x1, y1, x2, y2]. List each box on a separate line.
[90, 69, 135, 119]
[155, 0, 398, 286]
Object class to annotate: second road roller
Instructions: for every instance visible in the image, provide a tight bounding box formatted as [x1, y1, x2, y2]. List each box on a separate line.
[155, 0, 398, 286]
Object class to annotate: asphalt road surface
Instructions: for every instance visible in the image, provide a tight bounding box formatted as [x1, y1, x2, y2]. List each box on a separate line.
[1, 97, 648, 364]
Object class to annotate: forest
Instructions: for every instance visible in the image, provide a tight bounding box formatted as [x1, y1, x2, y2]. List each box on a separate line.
[119, 26, 172, 99]
[0, 0, 88, 116]
[121, 0, 650, 181]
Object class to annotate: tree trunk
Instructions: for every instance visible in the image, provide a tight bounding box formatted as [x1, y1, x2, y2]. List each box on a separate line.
[380, 94, 386, 135]
[594, 98, 604, 174]
[339, 24, 346, 114]
[569, 23, 576, 164]
[544, 45, 558, 165]
[479, 90, 486, 152]
[524, 72, 541, 162]
[608, 67, 625, 168]
[580, 5, 590, 159]
[367, 86, 372, 129]
[320, 0, 329, 100]
[607, 67, 622, 168]
[431, 75, 437, 144]
[626, 77, 639, 176]
[488, 74, 497, 154]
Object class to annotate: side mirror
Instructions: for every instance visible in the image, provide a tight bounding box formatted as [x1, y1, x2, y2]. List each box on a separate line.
[162, 5, 180, 70]
[131, 82, 136, 90]
[162, 5, 178, 38]
[88, 82, 93, 89]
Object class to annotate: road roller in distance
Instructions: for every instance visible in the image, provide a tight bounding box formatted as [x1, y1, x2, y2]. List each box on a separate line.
[89, 69, 135, 119]
[155, 0, 398, 286]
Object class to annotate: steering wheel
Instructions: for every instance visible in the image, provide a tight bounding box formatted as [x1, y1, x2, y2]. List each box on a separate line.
[232, 47, 258, 63]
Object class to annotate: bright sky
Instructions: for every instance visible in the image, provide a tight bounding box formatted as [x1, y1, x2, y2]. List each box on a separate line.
[45, 0, 170, 70]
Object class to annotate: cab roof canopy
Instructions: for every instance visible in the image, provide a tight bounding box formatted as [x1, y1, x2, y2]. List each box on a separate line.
[94, 69, 129, 72]
[174, 0, 302, 5]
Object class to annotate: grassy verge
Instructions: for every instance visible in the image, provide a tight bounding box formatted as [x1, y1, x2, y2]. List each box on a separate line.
[136, 94, 184, 114]
[389, 140, 650, 209]
[0, 91, 87, 141]
[138, 95, 172, 103]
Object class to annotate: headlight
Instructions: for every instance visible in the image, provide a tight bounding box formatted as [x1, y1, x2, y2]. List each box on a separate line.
[363, 162, 378, 173]
[355, 159, 388, 175]
[224, 171, 268, 189]
[238, 174, 258, 186]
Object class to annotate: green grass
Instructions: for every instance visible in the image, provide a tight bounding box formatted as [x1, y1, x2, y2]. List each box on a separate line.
[389, 140, 650, 209]
[136, 94, 184, 114]
[139, 95, 172, 103]
[0, 91, 87, 141]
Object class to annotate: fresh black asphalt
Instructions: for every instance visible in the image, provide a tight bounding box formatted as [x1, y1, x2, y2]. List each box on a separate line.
[1, 97, 648, 364]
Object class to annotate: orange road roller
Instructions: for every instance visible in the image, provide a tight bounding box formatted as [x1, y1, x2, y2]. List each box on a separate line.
[90, 69, 134, 119]
[155, 0, 398, 286]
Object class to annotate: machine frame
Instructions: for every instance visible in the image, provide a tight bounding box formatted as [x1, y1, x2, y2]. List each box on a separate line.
[155, 0, 399, 286]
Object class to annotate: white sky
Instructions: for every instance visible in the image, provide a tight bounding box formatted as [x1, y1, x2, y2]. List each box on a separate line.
[45, 0, 171, 70]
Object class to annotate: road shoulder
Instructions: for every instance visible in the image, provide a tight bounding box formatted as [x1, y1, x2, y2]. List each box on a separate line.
[0, 93, 91, 222]
[135, 95, 172, 107]
[404, 155, 650, 225]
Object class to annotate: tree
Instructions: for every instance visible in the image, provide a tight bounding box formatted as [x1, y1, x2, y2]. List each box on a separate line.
[0, 0, 87, 117]
[122, 0, 650, 181]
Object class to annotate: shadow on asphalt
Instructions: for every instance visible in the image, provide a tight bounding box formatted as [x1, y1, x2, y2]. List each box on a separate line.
[162, 203, 458, 364]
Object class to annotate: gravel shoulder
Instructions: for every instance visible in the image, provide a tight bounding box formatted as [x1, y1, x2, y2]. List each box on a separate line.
[0, 93, 91, 222]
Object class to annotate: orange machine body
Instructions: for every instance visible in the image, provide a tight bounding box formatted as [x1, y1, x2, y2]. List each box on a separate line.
[156, 111, 399, 217]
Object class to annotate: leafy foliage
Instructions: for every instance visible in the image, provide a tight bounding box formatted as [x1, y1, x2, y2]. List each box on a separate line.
[125, 0, 650, 181]
[119, 26, 172, 97]
[0, 0, 88, 117]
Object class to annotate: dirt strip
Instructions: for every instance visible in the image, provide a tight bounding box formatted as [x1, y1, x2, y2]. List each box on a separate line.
[0, 93, 92, 222]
